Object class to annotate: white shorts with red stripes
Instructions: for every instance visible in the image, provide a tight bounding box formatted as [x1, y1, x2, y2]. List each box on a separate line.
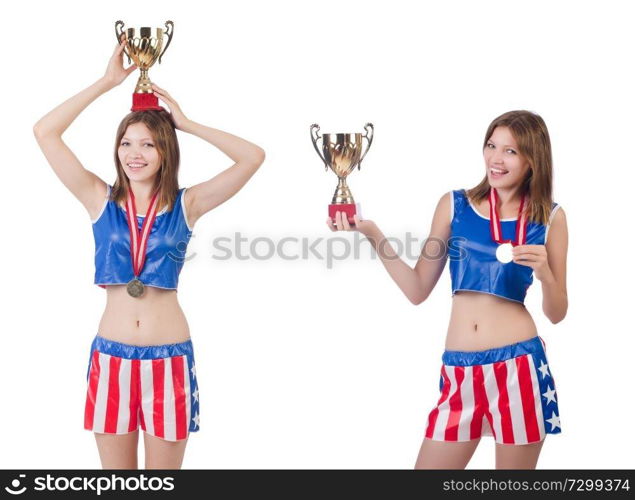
[84, 335, 200, 442]
[425, 335, 561, 445]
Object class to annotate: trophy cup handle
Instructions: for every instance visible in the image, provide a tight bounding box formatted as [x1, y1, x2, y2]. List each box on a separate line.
[158, 20, 174, 64]
[310, 124, 329, 171]
[114, 20, 132, 66]
[358, 122, 374, 170]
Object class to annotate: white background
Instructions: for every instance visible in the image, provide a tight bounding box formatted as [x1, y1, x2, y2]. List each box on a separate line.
[2, 0, 633, 469]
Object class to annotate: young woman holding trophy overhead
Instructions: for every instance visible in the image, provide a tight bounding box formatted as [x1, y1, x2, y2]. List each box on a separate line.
[33, 35, 265, 469]
[327, 111, 568, 469]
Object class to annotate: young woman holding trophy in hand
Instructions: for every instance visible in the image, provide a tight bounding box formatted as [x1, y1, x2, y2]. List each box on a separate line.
[33, 32, 265, 469]
[327, 111, 568, 469]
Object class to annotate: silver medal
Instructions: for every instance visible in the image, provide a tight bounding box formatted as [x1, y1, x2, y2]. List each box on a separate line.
[495, 242, 514, 264]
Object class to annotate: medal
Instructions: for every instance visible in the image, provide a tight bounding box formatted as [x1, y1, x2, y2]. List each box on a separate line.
[127, 277, 145, 297]
[495, 242, 514, 264]
[488, 187, 528, 264]
[124, 186, 161, 298]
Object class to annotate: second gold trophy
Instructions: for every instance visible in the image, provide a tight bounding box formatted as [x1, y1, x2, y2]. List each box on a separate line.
[311, 123, 374, 225]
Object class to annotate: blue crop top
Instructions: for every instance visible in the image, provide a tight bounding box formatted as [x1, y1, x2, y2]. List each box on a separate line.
[448, 189, 560, 304]
[91, 184, 194, 291]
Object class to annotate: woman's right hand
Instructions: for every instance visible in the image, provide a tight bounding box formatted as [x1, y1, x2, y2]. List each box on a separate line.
[326, 211, 377, 237]
[103, 39, 137, 87]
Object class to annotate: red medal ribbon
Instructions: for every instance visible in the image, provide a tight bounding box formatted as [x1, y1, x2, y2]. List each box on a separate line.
[125, 186, 161, 279]
[488, 187, 528, 246]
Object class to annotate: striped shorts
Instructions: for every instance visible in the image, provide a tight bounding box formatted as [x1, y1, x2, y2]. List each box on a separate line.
[425, 335, 561, 445]
[84, 335, 200, 442]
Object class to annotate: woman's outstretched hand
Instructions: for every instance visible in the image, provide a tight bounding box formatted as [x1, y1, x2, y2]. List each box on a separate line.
[326, 211, 377, 237]
[151, 83, 189, 130]
[104, 39, 137, 87]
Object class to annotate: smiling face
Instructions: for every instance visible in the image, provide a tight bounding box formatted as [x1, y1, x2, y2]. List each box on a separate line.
[483, 126, 531, 189]
[117, 122, 162, 182]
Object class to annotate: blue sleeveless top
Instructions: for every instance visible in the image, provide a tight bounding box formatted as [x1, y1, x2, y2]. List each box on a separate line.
[448, 189, 559, 304]
[91, 184, 194, 291]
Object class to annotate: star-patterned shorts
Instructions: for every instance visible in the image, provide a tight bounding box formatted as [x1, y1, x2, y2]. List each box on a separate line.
[424, 335, 560, 445]
[83, 335, 200, 442]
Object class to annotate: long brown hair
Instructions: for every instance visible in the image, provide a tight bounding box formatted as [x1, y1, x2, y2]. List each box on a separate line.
[466, 110, 553, 225]
[110, 110, 180, 213]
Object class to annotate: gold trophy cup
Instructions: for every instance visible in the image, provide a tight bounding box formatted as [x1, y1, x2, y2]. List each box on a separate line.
[115, 20, 174, 111]
[311, 123, 374, 224]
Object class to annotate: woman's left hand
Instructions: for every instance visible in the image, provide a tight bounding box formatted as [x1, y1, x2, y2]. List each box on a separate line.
[151, 83, 189, 130]
[512, 244, 552, 282]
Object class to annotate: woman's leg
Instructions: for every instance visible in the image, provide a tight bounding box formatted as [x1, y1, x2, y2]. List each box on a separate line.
[495, 439, 544, 469]
[415, 437, 481, 469]
[143, 432, 189, 469]
[94, 430, 139, 469]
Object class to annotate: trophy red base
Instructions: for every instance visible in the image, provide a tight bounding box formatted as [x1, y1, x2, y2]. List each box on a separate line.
[329, 203, 362, 225]
[131, 92, 165, 112]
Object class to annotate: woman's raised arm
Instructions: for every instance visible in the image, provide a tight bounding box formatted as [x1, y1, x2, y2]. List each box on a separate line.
[33, 41, 136, 219]
[327, 192, 452, 305]
[149, 83, 266, 224]
[177, 119, 265, 224]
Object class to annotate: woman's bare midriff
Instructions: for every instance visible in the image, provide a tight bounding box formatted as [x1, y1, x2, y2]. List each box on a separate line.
[445, 290, 537, 351]
[97, 285, 191, 346]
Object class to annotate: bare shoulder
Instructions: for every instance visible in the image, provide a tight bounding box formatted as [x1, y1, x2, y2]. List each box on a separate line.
[546, 205, 568, 250]
[551, 205, 567, 225]
[548, 205, 567, 235]
[86, 177, 110, 222]
[434, 191, 452, 224]
[414, 191, 452, 284]
[545, 205, 567, 292]
[438, 190, 452, 210]
[429, 191, 452, 239]
[182, 186, 197, 228]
